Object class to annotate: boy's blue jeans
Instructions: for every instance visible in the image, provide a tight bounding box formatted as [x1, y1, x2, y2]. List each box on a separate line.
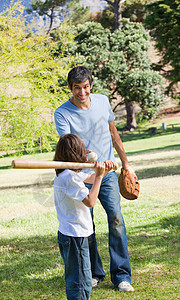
[85, 171, 131, 287]
[58, 232, 92, 300]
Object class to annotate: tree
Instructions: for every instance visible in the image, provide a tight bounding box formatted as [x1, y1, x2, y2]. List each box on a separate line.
[95, 0, 162, 129]
[122, 0, 154, 22]
[144, 0, 180, 98]
[66, 0, 92, 27]
[0, 2, 75, 154]
[92, 0, 154, 30]
[91, 0, 155, 29]
[71, 20, 164, 130]
[26, 0, 67, 34]
[93, 8, 115, 29]
[104, 0, 124, 29]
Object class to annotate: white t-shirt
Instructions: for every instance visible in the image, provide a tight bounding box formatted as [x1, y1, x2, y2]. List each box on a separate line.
[54, 169, 94, 237]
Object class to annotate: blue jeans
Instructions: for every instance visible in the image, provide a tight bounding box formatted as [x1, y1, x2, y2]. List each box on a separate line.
[58, 231, 92, 300]
[85, 171, 131, 287]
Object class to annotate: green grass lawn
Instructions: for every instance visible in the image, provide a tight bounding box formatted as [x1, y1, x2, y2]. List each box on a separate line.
[0, 118, 180, 299]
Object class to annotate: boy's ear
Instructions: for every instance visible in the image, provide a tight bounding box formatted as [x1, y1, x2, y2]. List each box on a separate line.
[90, 81, 93, 89]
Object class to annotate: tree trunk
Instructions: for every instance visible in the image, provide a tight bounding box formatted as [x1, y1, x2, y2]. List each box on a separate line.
[105, 0, 137, 130]
[113, 0, 121, 29]
[124, 102, 138, 131]
[47, 9, 54, 34]
[109, 0, 123, 29]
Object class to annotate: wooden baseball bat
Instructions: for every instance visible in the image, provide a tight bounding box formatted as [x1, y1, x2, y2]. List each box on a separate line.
[12, 160, 118, 170]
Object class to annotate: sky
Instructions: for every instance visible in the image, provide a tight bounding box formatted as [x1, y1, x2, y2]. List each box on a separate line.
[0, 0, 107, 13]
[81, 0, 107, 12]
[0, 0, 107, 32]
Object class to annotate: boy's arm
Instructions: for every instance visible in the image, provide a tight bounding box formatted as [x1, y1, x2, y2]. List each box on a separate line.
[84, 172, 97, 184]
[83, 161, 116, 208]
[82, 175, 103, 208]
[84, 160, 117, 184]
[82, 161, 105, 208]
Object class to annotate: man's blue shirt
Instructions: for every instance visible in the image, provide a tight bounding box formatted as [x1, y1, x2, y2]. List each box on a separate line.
[54, 94, 116, 173]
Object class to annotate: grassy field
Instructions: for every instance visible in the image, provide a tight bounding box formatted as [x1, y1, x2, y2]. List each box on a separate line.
[0, 117, 180, 299]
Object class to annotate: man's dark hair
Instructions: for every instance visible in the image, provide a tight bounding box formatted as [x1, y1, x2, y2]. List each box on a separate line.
[54, 133, 87, 176]
[67, 66, 93, 90]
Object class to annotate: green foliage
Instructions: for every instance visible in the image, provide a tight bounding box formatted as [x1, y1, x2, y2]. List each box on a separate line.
[74, 22, 110, 75]
[72, 20, 164, 120]
[27, 0, 68, 33]
[122, 0, 154, 22]
[144, 0, 180, 97]
[66, 0, 92, 26]
[0, 2, 75, 154]
[120, 69, 164, 121]
[92, 7, 115, 29]
[50, 23, 77, 58]
[110, 21, 150, 69]
[96, 0, 153, 28]
[27, 0, 67, 16]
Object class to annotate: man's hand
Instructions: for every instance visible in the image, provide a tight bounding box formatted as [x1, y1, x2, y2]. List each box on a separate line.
[104, 160, 118, 172]
[125, 165, 136, 176]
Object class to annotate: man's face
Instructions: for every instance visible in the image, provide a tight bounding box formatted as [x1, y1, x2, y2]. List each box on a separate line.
[70, 80, 92, 105]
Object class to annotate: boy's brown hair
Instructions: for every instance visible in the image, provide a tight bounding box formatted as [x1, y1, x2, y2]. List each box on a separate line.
[54, 133, 87, 176]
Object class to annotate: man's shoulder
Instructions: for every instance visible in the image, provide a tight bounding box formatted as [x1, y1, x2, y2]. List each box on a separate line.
[54, 100, 71, 118]
[91, 93, 110, 108]
[91, 93, 108, 101]
[55, 100, 70, 111]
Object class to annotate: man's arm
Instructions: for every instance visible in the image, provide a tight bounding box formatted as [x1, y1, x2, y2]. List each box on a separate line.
[54, 109, 70, 137]
[109, 121, 130, 169]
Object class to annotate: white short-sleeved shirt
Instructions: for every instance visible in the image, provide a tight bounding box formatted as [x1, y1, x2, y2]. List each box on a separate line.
[54, 169, 93, 237]
[54, 94, 116, 174]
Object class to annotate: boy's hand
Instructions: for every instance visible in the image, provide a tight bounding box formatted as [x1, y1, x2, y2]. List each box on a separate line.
[94, 161, 106, 177]
[104, 160, 118, 172]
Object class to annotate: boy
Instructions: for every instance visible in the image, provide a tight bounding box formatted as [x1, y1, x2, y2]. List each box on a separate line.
[54, 133, 116, 299]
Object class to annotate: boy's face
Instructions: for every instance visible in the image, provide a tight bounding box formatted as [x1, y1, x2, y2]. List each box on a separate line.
[70, 80, 92, 107]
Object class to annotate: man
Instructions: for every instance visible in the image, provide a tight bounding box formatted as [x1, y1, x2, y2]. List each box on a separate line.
[54, 66, 135, 292]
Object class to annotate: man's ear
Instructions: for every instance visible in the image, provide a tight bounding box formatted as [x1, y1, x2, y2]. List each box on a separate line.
[90, 81, 93, 89]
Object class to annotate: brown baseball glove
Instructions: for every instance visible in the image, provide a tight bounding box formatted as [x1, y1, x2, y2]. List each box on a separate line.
[118, 168, 140, 200]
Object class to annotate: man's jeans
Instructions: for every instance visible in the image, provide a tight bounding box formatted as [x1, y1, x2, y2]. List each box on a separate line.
[58, 232, 92, 300]
[85, 171, 131, 287]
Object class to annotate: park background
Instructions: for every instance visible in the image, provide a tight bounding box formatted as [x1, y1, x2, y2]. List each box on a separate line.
[0, 0, 179, 299]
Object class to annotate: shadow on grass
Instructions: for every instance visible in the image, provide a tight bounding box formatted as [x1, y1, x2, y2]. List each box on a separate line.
[116, 164, 180, 180]
[129, 214, 180, 236]
[0, 235, 66, 298]
[1, 215, 179, 298]
[127, 214, 180, 266]
[96, 215, 180, 273]
[0, 165, 12, 170]
[0, 182, 54, 190]
[0, 144, 57, 160]
[159, 215, 180, 230]
[114, 144, 180, 157]
[117, 125, 180, 143]
[0, 172, 54, 190]
[136, 165, 180, 179]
